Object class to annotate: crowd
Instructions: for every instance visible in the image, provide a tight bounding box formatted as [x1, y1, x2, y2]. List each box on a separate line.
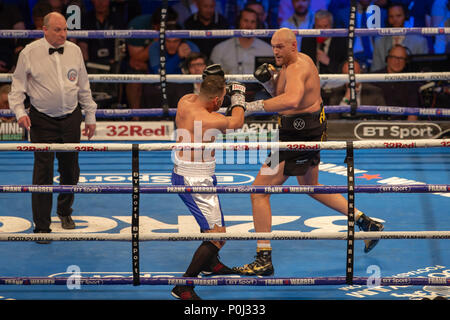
[0, 0, 449, 119]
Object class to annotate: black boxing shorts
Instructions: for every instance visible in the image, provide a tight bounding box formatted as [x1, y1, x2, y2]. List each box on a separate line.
[266, 104, 327, 176]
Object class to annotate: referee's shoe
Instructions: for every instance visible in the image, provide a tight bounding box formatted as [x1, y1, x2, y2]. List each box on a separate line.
[58, 215, 75, 229]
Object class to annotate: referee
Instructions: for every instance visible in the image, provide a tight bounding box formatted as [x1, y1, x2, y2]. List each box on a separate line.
[9, 12, 97, 242]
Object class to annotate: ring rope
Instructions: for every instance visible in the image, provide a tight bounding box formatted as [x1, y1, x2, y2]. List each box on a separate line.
[0, 276, 447, 286]
[1, 231, 449, 241]
[0, 27, 448, 39]
[0, 184, 448, 194]
[2, 105, 449, 118]
[0, 139, 447, 152]
[1, 72, 449, 83]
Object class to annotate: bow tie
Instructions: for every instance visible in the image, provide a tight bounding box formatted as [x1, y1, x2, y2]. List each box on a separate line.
[49, 47, 64, 55]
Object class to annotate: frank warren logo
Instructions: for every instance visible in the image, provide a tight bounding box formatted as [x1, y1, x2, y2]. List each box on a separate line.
[354, 122, 442, 140]
[54, 172, 254, 185]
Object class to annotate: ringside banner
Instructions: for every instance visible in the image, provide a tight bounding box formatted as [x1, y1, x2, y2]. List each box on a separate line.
[80, 121, 174, 141]
[0, 122, 25, 141]
[327, 121, 450, 140]
[1, 120, 449, 141]
[226, 120, 450, 140]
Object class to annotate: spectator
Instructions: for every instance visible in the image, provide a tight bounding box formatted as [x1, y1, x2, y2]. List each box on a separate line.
[370, 2, 429, 72]
[32, 1, 53, 30]
[333, 0, 374, 71]
[165, 52, 209, 108]
[78, 0, 126, 64]
[328, 60, 386, 119]
[392, 0, 433, 28]
[46, 0, 64, 13]
[63, 1, 87, 44]
[0, 84, 14, 122]
[184, 0, 230, 59]
[148, 25, 200, 75]
[432, 0, 450, 53]
[125, 7, 177, 112]
[109, 0, 141, 25]
[278, 0, 328, 26]
[300, 10, 348, 104]
[432, 0, 450, 28]
[372, 0, 389, 27]
[279, 0, 315, 50]
[172, 0, 198, 27]
[14, 1, 53, 55]
[327, 0, 350, 17]
[0, 1, 26, 73]
[210, 8, 272, 74]
[372, 44, 421, 120]
[172, 0, 223, 28]
[181, 52, 209, 93]
[300, 10, 347, 74]
[210, 8, 272, 100]
[41, 1, 87, 25]
[245, 0, 270, 29]
[77, 0, 127, 109]
[244, 0, 273, 44]
[320, 0, 389, 29]
[146, 25, 200, 109]
[434, 17, 450, 54]
[400, 0, 434, 52]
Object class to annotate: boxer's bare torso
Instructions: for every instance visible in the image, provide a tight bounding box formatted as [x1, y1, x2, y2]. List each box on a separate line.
[259, 28, 323, 115]
[276, 52, 323, 115]
[174, 81, 244, 162]
[175, 94, 219, 162]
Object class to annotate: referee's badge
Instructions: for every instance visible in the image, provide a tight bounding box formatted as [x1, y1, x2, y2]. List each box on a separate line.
[67, 69, 77, 82]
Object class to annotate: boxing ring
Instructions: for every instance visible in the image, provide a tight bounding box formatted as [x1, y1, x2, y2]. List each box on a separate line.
[0, 2, 449, 303]
[0, 140, 449, 301]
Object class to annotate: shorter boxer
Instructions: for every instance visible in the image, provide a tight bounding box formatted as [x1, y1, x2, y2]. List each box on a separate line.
[170, 65, 246, 300]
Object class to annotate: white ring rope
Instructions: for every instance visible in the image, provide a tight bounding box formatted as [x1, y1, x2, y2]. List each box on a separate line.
[1, 231, 449, 242]
[0, 72, 449, 84]
[0, 139, 448, 152]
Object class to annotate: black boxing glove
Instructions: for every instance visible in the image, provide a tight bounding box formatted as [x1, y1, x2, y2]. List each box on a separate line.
[254, 63, 277, 96]
[225, 82, 246, 115]
[202, 63, 225, 79]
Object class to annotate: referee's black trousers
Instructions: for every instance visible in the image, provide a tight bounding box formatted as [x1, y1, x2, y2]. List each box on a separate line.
[29, 106, 82, 233]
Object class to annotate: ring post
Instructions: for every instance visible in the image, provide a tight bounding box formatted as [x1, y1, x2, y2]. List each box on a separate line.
[159, 0, 169, 117]
[345, 141, 356, 285]
[131, 144, 140, 285]
[348, 0, 357, 116]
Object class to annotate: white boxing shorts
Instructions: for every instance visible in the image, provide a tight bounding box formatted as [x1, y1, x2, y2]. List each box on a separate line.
[171, 155, 224, 231]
